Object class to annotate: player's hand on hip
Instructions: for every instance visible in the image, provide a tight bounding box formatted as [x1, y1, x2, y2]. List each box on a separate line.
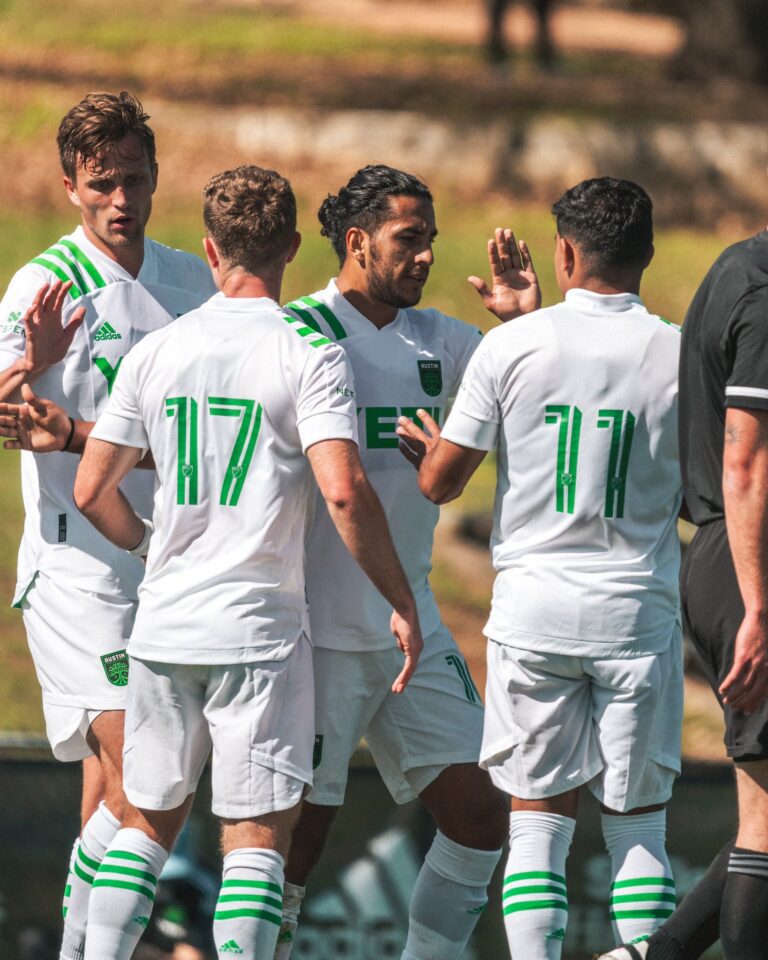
[390, 608, 423, 694]
[0, 384, 73, 452]
[397, 408, 441, 469]
[468, 227, 541, 322]
[720, 611, 768, 714]
[24, 281, 86, 375]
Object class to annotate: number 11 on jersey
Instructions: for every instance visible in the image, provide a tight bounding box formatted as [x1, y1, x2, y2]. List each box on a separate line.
[545, 404, 635, 518]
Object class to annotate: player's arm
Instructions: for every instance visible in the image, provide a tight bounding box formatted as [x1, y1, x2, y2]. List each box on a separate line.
[0, 281, 85, 402]
[468, 227, 541, 322]
[73, 438, 146, 551]
[397, 409, 486, 504]
[307, 437, 423, 692]
[720, 406, 768, 713]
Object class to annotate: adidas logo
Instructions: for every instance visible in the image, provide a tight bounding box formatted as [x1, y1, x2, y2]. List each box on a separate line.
[132, 916, 149, 929]
[94, 322, 122, 341]
[546, 927, 566, 941]
[219, 940, 243, 954]
[277, 930, 294, 943]
[467, 904, 486, 915]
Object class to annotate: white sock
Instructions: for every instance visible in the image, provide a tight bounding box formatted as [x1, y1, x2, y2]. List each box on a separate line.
[401, 830, 501, 960]
[60, 802, 120, 960]
[502, 811, 575, 960]
[601, 810, 675, 945]
[214, 848, 285, 959]
[273, 881, 305, 959]
[83, 827, 168, 960]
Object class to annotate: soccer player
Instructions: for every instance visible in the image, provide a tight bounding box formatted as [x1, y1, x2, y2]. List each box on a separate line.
[0, 91, 216, 960]
[72, 164, 422, 960]
[398, 178, 684, 960]
[275, 164, 540, 960]
[598, 200, 768, 960]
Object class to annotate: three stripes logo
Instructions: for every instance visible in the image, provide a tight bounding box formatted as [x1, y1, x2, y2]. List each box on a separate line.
[94, 322, 122, 342]
[219, 940, 244, 954]
[30, 237, 106, 300]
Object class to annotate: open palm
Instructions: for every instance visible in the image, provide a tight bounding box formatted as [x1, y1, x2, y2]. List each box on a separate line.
[469, 228, 541, 322]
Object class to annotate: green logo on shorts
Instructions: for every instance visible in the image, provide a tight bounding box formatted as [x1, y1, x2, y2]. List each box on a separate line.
[101, 650, 129, 686]
[313, 734, 324, 769]
[417, 360, 442, 397]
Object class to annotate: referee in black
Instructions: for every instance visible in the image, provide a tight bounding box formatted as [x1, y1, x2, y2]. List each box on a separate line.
[601, 231, 768, 960]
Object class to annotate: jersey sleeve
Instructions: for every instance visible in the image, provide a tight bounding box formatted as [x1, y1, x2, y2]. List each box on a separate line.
[441, 336, 500, 451]
[296, 342, 359, 452]
[725, 287, 768, 410]
[90, 349, 149, 451]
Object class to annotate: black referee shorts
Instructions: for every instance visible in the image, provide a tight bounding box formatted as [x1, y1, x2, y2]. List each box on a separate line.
[681, 518, 768, 760]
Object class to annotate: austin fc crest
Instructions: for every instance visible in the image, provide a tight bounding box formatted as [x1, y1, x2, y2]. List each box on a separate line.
[101, 650, 129, 687]
[417, 360, 442, 397]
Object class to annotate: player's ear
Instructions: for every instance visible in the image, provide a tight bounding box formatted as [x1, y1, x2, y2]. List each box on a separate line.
[285, 231, 302, 264]
[150, 163, 159, 193]
[203, 236, 220, 271]
[642, 241, 655, 269]
[63, 175, 80, 209]
[346, 226, 366, 267]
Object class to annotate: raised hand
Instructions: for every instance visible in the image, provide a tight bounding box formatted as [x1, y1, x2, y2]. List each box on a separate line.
[0, 383, 73, 452]
[397, 408, 441, 469]
[24, 281, 86, 376]
[468, 227, 541, 322]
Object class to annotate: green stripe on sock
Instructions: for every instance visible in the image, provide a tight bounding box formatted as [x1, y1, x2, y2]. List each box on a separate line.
[78, 845, 101, 872]
[503, 900, 569, 915]
[221, 878, 282, 895]
[296, 296, 348, 340]
[217, 894, 283, 910]
[504, 871, 566, 886]
[503, 884, 567, 899]
[62, 906, 68, 918]
[30, 258, 83, 298]
[610, 908, 675, 920]
[105, 850, 150, 865]
[99, 864, 157, 885]
[611, 892, 677, 905]
[214, 908, 281, 924]
[73, 861, 96, 885]
[611, 876, 675, 890]
[58, 238, 106, 288]
[93, 878, 157, 901]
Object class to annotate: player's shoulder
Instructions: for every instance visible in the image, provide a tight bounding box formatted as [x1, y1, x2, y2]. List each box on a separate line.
[145, 238, 214, 285]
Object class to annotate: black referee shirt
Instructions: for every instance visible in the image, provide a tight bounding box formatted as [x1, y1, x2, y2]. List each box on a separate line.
[679, 231, 768, 526]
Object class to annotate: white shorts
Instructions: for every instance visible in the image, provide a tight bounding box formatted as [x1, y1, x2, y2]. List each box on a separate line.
[481, 628, 683, 811]
[309, 625, 485, 805]
[21, 572, 135, 761]
[123, 634, 314, 819]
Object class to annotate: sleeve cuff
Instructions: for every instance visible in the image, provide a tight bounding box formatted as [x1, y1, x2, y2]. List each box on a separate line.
[442, 409, 498, 451]
[91, 411, 149, 453]
[725, 386, 768, 411]
[298, 411, 359, 452]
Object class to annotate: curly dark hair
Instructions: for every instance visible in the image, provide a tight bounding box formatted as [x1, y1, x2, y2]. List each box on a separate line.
[57, 91, 156, 180]
[203, 165, 296, 273]
[551, 177, 653, 275]
[318, 164, 433, 265]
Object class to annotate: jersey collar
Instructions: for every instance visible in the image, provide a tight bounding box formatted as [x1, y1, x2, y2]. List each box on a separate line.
[565, 288, 644, 313]
[323, 278, 405, 334]
[71, 225, 155, 283]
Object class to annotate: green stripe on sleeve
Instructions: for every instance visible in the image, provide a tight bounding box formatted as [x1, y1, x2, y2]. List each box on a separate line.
[44, 247, 89, 294]
[297, 296, 348, 340]
[30, 258, 83, 298]
[58, 239, 106, 288]
[284, 303, 321, 334]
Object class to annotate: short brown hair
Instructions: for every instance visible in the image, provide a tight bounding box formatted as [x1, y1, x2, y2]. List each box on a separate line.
[203, 166, 297, 273]
[57, 91, 156, 180]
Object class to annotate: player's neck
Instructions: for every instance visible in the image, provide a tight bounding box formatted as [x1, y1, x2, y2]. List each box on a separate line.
[562, 276, 641, 297]
[80, 222, 145, 278]
[336, 277, 397, 329]
[219, 270, 280, 301]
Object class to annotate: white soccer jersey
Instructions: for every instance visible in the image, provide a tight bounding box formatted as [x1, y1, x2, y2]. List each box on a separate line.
[91, 294, 359, 665]
[285, 279, 482, 651]
[0, 226, 216, 603]
[442, 288, 682, 658]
